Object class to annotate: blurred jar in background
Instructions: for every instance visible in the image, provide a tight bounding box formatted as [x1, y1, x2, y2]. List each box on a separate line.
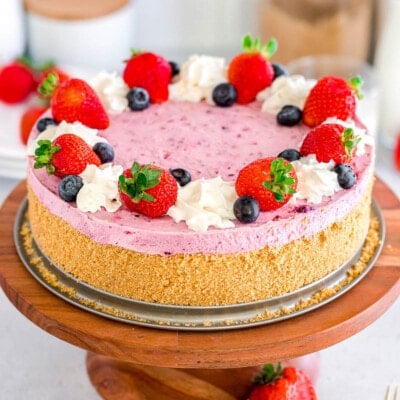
[0, 0, 25, 63]
[375, 0, 400, 149]
[24, 0, 135, 72]
[257, 0, 373, 64]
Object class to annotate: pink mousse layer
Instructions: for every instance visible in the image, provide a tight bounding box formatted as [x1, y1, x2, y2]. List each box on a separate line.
[27, 101, 374, 256]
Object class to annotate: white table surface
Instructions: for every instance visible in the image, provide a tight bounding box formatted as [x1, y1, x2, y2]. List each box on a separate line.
[0, 143, 399, 400]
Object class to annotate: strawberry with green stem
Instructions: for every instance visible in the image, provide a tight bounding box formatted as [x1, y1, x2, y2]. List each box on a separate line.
[34, 133, 101, 178]
[119, 161, 178, 218]
[123, 50, 172, 104]
[235, 157, 297, 211]
[303, 75, 364, 128]
[228, 34, 277, 104]
[300, 124, 361, 164]
[39, 73, 109, 129]
[248, 363, 317, 400]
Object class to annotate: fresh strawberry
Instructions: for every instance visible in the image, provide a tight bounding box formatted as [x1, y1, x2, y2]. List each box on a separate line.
[20, 105, 48, 145]
[300, 123, 361, 164]
[0, 61, 36, 104]
[302, 75, 363, 128]
[235, 157, 297, 211]
[118, 161, 178, 218]
[248, 363, 317, 400]
[123, 51, 171, 103]
[33, 133, 101, 177]
[39, 74, 109, 129]
[395, 134, 400, 171]
[227, 34, 277, 104]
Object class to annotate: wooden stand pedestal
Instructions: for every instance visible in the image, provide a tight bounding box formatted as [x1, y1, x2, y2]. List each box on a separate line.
[1, 180, 399, 399]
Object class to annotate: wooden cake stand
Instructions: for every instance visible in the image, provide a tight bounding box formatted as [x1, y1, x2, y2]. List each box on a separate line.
[1, 180, 400, 400]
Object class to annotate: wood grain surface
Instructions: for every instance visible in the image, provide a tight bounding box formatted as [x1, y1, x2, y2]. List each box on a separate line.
[0, 179, 399, 371]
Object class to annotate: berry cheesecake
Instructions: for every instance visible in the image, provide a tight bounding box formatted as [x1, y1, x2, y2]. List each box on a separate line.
[25, 36, 375, 306]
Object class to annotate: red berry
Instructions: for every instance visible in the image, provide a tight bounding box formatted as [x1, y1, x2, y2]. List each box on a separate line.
[303, 75, 363, 128]
[395, 134, 400, 171]
[20, 105, 48, 145]
[123, 52, 171, 104]
[119, 162, 178, 218]
[248, 363, 317, 400]
[0, 62, 36, 104]
[300, 123, 361, 164]
[228, 35, 277, 104]
[39, 75, 109, 129]
[33, 133, 101, 178]
[235, 157, 297, 211]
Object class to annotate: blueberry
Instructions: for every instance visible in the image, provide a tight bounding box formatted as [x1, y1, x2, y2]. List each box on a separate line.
[272, 63, 288, 80]
[278, 148, 301, 162]
[277, 105, 302, 126]
[170, 168, 191, 186]
[212, 83, 237, 107]
[93, 142, 115, 164]
[127, 87, 150, 111]
[169, 61, 180, 78]
[233, 196, 260, 223]
[58, 175, 83, 202]
[334, 164, 357, 189]
[36, 117, 57, 132]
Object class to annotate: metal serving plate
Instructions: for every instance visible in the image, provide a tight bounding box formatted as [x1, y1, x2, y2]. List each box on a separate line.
[14, 198, 385, 331]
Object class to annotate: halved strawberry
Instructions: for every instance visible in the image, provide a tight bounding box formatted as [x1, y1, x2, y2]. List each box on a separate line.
[300, 123, 361, 164]
[123, 51, 171, 103]
[235, 157, 297, 211]
[118, 161, 178, 218]
[20, 105, 48, 145]
[33, 133, 101, 177]
[302, 75, 363, 128]
[39, 74, 109, 129]
[227, 34, 277, 104]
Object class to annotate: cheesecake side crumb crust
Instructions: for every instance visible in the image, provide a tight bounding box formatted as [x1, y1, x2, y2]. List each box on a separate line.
[27, 185, 372, 306]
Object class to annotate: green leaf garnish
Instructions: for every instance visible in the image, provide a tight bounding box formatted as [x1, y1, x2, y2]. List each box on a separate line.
[341, 128, 362, 159]
[119, 161, 162, 203]
[33, 139, 60, 175]
[263, 158, 296, 202]
[242, 34, 277, 59]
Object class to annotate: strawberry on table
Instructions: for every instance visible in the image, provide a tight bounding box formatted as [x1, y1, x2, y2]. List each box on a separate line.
[20, 105, 48, 145]
[228, 34, 277, 104]
[235, 157, 297, 211]
[0, 61, 36, 104]
[118, 161, 178, 218]
[300, 123, 361, 164]
[33, 133, 101, 178]
[302, 75, 363, 128]
[123, 51, 172, 103]
[39, 73, 109, 129]
[248, 363, 317, 400]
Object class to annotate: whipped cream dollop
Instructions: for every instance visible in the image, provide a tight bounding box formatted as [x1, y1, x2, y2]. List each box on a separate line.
[291, 155, 341, 204]
[169, 55, 227, 104]
[27, 121, 106, 156]
[322, 117, 375, 156]
[77, 164, 123, 213]
[90, 71, 129, 114]
[167, 176, 237, 232]
[257, 75, 316, 115]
